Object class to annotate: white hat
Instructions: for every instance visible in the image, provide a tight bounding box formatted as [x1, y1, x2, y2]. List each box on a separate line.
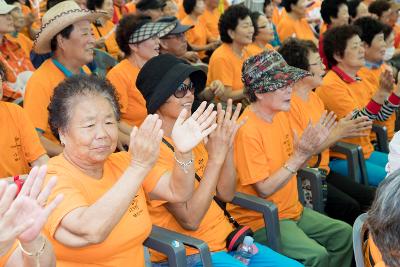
[33, 0, 106, 54]
[0, 0, 17, 15]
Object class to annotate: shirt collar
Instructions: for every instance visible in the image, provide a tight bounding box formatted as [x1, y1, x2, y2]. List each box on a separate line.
[51, 58, 86, 77]
[364, 60, 383, 69]
[331, 65, 362, 83]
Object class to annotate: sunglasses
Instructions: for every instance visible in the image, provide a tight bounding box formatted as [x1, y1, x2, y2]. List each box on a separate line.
[174, 81, 195, 98]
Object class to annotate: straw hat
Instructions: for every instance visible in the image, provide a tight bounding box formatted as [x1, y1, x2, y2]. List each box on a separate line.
[0, 0, 17, 15]
[33, 0, 106, 54]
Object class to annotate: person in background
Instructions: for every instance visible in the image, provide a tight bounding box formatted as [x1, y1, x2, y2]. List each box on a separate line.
[247, 11, 274, 57]
[199, 0, 221, 40]
[162, 0, 178, 17]
[264, 0, 281, 48]
[136, 0, 165, 21]
[368, 0, 392, 26]
[347, 0, 370, 22]
[0, 165, 63, 267]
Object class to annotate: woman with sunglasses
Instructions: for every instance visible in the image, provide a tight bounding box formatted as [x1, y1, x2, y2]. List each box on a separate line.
[247, 11, 275, 57]
[136, 53, 303, 267]
[106, 14, 175, 151]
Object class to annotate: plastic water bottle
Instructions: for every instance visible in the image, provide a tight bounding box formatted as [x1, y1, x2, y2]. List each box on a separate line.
[234, 236, 255, 265]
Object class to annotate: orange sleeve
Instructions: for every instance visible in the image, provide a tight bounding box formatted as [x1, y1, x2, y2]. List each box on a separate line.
[14, 104, 46, 162]
[234, 128, 271, 185]
[107, 68, 129, 114]
[185, 28, 196, 45]
[23, 76, 51, 134]
[277, 18, 294, 42]
[208, 55, 234, 87]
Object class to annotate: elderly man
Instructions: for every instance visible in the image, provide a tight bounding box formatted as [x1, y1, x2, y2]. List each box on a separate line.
[23, 0, 104, 156]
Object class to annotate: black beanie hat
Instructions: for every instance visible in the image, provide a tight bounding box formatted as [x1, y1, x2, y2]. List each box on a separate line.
[136, 54, 206, 114]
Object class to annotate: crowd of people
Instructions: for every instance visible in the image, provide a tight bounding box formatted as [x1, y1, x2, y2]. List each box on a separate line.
[1, 0, 400, 265]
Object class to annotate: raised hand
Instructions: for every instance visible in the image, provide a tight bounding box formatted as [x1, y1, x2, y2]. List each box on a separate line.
[171, 102, 217, 153]
[209, 80, 225, 98]
[333, 113, 372, 139]
[129, 114, 164, 169]
[379, 69, 394, 94]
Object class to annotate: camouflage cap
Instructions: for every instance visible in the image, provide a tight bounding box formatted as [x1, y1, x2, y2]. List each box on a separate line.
[242, 50, 311, 94]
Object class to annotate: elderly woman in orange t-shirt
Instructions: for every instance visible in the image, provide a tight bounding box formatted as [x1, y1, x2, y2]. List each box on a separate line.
[107, 15, 175, 150]
[246, 11, 274, 57]
[43, 74, 218, 266]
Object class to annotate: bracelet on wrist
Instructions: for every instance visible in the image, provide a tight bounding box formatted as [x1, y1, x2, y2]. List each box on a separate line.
[19, 236, 46, 257]
[283, 164, 297, 174]
[174, 152, 193, 174]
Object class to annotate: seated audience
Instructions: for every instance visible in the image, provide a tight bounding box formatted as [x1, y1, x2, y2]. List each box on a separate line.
[347, 0, 370, 22]
[106, 15, 175, 150]
[368, 0, 392, 26]
[87, 0, 122, 60]
[277, 0, 317, 44]
[271, 0, 286, 26]
[247, 11, 274, 57]
[24, 0, 105, 157]
[181, 0, 220, 61]
[317, 25, 399, 186]
[199, 0, 221, 40]
[229, 50, 353, 267]
[264, 0, 281, 48]
[279, 38, 375, 225]
[43, 74, 217, 266]
[162, 0, 178, 17]
[207, 4, 254, 104]
[136, 0, 165, 21]
[137, 53, 303, 267]
[355, 17, 398, 141]
[0, 165, 63, 267]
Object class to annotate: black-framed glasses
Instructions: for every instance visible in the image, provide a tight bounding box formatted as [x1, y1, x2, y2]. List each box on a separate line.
[162, 32, 186, 40]
[174, 81, 195, 98]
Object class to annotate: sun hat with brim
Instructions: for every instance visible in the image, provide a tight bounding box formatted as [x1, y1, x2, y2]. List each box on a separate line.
[136, 54, 206, 114]
[158, 16, 194, 35]
[0, 0, 17, 15]
[33, 0, 106, 54]
[129, 21, 175, 44]
[242, 50, 311, 94]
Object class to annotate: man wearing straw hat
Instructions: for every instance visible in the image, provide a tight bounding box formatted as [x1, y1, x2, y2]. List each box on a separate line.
[24, 0, 105, 157]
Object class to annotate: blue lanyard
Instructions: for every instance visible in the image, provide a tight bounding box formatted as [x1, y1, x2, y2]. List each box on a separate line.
[52, 58, 86, 77]
[365, 60, 383, 70]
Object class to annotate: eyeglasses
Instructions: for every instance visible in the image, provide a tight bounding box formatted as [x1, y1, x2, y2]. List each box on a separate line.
[162, 32, 186, 40]
[174, 81, 195, 98]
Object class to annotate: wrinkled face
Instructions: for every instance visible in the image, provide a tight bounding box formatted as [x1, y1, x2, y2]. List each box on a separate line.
[163, 0, 178, 17]
[10, 4, 25, 31]
[256, 15, 274, 42]
[257, 85, 293, 112]
[100, 0, 114, 20]
[58, 20, 95, 65]
[336, 35, 365, 69]
[388, 9, 399, 27]
[0, 13, 15, 34]
[331, 4, 349, 26]
[364, 32, 386, 63]
[61, 94, 118, 166]
[355, 2, 369, 19]
[160, 32, 187, 57]
[305, 51, 325, 87]
[264, 2, 274, 19]
[229, 16, 255, 46]
[131, 35, 161, 61]
[291, 0, 307, 18]
[156, 78, 194, 119]
[380, 8, 392, 25]
[193, 0, 205, 15]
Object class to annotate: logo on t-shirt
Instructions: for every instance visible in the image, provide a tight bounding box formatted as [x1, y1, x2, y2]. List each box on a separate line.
[128, 194, 144, 218]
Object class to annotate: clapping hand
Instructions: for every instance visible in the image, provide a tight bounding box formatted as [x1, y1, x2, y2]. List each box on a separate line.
[172, 101, 217, 153]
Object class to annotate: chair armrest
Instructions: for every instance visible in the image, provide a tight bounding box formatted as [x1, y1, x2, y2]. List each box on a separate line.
[231, 192, 281, 252]
[372, 124, 389, 153]
[144, 225, 213, 267]
[331, 142, 363, 183]
[298, 168, 324, 213]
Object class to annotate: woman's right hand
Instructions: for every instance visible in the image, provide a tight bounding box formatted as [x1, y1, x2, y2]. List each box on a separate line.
[129, 114, 164, 169]
[171, 102, 217, 153]
[333, 113, 372, 139]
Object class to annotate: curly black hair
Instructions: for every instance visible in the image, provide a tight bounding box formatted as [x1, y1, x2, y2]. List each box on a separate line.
[353, 16, 385, 46]
[48, 75, 121, 141]
[278, 38, 318, 71]
[281, 0, 299, 13]
[116, 14, 152, 56]
[368, 0, 391, 18]
[183, 0, 196, 14]
[86, 0, 105, 10]
[347, 0, 362, 19]
[382, 23, 393, 40]
[323, 24, 361, 69]
[263, 0, 272, 11]
[219, 4, 252, 43]
[320, 0, 348, 25]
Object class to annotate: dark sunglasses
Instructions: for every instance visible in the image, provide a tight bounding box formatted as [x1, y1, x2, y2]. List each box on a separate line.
[174, 81, 195, 98]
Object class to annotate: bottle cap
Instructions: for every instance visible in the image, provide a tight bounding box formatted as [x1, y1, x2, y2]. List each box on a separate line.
[243, 236, 254, 246]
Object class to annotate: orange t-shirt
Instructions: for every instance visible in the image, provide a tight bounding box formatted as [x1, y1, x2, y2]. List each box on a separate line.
[147, 137, 234, 262]
[229, 108, 303, 231]
[6, 33, 33, 58]
[245, 43, 274, 57]
[207, 43, 250, 91]
[91, 20, 120, 60]
[0, 102, 45, 178]
[287, 92, 330, 172]
[199, 8, 220, 40]
[316, 69, 375, 159]
[181, 15, 211, 59]
[106, 59, 147, 127]
[44, 152, 153, 267]
[272, 6, 286, 26]
[277, 12, 316, 43]
[122, 2, 136, 14]
[24, 59, 91, 143]
[365, 235, 385, 267]
[358, 65, 396, 140]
